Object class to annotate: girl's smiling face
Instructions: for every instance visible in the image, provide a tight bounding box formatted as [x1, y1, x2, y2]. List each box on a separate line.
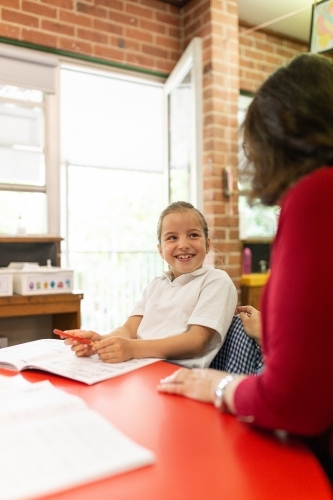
[158, 209, 210, 279]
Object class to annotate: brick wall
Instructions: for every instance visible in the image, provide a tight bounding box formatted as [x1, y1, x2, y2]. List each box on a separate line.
[239, 22, 307, 93]
[0, 0, 183, 74]
[0, 0, 308, 295]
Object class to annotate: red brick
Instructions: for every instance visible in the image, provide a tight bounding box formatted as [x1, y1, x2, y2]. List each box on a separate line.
[125, 3, 153, 20]
[93, 18, 122, 34]
[22, 1, 57, 18]
[77, 28, 107, 43]
[21, 28, 57, 47]
[156, 59, 175, 73]
[95, 0, 122, 8]
[123, 39, 140, 52]
[125, 26, 153, 43]
[94, 44, 124, 61]
[59, 37, 92, 54]
[60, 11, 92, 28]
[109, 11, 137, 25]
[126, 52, 154, 69]
[42, 0, 73, 8]
[3, 9, 39, 27]
[0, 22, 20, 38]
[155, 34, 180, 51]
[76, 2, 107, 18]
[168, 26, 180, 38]
[142, 44, 167, 59]
[0, 0, 19, 7]
[155, 12, 179, 27]
[140, 19, 166, 35]
[141, 0, 167, 10]
[42, 20, 74, 36]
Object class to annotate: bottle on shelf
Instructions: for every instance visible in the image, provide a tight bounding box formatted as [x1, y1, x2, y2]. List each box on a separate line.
[242, 247, 252, 274]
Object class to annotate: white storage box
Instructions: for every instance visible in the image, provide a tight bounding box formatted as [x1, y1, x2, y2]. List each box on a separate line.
[8, 262, 74, 295]
[0, 269, 13, 296]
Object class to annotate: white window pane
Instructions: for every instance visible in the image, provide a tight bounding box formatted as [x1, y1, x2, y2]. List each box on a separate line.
[169, 75, 192, 203]
[61, 69, 164, 172]
[0, 191, 46, 234]
[0, 103, 43, 146]
[0, 101, 45, 185]
[63, 166, 165, 252]
[0, 149, 44, 185]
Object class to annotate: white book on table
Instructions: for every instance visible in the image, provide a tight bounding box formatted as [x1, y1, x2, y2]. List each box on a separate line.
[0, 338, 160, 384]
[0, 380, 155, 500]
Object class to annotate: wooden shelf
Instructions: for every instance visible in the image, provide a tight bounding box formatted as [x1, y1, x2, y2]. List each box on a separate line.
[0, 235, 62, 243]
[0, 235, 63, 267]
[0, 292, 83, 341]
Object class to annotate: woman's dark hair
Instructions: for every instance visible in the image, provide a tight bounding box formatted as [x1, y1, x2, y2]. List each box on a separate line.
[243, 53, 333, 205]
[157, 201, 209, 244]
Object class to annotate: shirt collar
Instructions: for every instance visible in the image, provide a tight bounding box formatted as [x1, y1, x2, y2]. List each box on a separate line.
[164, 266, 210, 284]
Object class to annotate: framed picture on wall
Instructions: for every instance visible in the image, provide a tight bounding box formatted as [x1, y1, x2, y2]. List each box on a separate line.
[309, 0, 333, 54]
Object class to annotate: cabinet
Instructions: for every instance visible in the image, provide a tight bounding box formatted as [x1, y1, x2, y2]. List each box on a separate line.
[0, 292, 83, 346]
[0, 236, 82, 346]
[241, 273, 269, 310]
[0, 236, 62, 267]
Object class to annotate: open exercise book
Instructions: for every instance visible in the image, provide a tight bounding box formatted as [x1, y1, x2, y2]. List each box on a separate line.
[0, 379, 155, 500]
[0, 339, 160, 384]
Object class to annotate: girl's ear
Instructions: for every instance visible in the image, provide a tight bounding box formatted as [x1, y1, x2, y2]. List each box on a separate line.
[157, 244, 164, 259]
[206, 238, 211, 254]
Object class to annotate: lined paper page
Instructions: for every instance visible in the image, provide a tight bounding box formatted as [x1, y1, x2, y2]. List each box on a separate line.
[0, 382, 155, 500]
[0, 339, 160, 384]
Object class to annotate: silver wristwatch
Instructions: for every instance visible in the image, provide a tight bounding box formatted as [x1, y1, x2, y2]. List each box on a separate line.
[213, 374, 235, 412]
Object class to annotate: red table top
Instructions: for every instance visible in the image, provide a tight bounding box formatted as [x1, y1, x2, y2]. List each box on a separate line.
[1, 362, 332, 500]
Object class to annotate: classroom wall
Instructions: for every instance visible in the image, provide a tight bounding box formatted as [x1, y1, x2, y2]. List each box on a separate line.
[0, 0, 183, 73]
[0, 0, 307, 295]
[239, 22, 307, 93]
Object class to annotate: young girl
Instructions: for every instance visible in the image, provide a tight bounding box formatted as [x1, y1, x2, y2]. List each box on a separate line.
[63, 201, 237, 368]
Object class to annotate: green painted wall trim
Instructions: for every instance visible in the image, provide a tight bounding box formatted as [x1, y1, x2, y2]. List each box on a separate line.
[240, 89, 255, 97]
[0, 36, 170, 79]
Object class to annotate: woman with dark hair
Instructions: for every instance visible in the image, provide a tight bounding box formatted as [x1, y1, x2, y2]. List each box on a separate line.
[158, 53, 333, 483]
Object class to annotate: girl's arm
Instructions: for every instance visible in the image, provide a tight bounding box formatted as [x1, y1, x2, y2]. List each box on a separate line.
[107, 315, 143, 339]
[93, 324, 215, 363]
[66, 315, 142, 357]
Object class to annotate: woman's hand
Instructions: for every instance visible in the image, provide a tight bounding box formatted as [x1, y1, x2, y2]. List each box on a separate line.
[236, 306, 262, 344]
[93, 336, 134, 363]
[63, 329, 102, 357]
[157, 368, 229, 403]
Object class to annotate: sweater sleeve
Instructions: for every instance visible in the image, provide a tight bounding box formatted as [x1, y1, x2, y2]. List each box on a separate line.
[234, 168, 333, 436]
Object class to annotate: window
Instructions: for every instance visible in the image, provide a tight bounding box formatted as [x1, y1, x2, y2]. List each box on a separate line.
[0, 43, 59, 235]
[238, 94, 278, 239]
[164, 38, 203, 210]
[60, 64, 166, 330]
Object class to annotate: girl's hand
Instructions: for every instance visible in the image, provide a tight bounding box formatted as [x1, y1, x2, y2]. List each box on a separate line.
[93, 336, 134, 363]
[63, 329, 102, 357]
[157, 368, 229, 403]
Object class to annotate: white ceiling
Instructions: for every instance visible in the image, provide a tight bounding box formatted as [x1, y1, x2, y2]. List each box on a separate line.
[238, 0, 314, 43]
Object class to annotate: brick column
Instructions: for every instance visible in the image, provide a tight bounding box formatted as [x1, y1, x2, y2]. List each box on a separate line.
[206, 0, 240, 292]
[183, 0, 241, 294]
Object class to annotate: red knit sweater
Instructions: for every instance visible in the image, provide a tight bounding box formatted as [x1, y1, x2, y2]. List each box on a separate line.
[234, 167, 333, 480]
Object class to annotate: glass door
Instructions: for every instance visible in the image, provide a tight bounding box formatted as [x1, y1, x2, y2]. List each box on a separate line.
[164, 38, 203, 210]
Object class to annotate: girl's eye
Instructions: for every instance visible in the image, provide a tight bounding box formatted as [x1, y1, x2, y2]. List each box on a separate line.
[190, 233, 200, 238]
[167, 235, 177, 241]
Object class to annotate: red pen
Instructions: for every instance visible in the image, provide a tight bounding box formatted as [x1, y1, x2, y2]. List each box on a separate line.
[53, 329, 94, 345]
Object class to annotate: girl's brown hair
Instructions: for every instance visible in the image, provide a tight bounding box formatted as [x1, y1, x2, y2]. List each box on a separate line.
[242, 53, 333, 206]
[157, 201, 208, 244]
